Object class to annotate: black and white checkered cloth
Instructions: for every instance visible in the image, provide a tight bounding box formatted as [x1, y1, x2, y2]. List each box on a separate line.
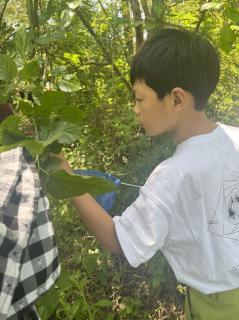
[0, 147, 61, 319]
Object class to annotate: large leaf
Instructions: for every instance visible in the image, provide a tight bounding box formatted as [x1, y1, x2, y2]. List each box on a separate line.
[39, 121, 81, 146]
[0, 115, 20, 130]
[0, 128, 25, 145]
[38, 91, 66, 116]
[15, 25, 31, 60]
[56, 106, 85, 124]
[43, 169, 116, 199]
[18, 101, 35, 116]
[0, 139, 44, 156]
[21, 140, 45, 156]
[0, 115, 24, 145]
[21, 61, 40, 81]
[0, 55, 18, 82]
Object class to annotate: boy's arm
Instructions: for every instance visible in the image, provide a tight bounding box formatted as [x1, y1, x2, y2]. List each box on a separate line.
[54, 153, 122, 254]
[72, 193, 122, 253]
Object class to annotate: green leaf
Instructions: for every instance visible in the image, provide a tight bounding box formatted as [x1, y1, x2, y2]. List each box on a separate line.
[0, 115, 20, 130]
[21, 61, 40, 81]
[39, 0, 56, 24]
[39, 121, 81, 146]
[220, 25, 236, 53]
[0, 128, 25, 145]
[37, 32, 66, 45]
[18, 100, 35, 116]
[56, 106, 85, 124]
[39, 91, 66, 116]
[52, 65, 68, 76]
[0, 143, 20, 153]
[59, 75, 82, 92]
[0, 55, 18, 82]
[55, 268, 72, 291]
[0, 140, 44, 156]
[43, 169, 116, 199]
[68, 1, 82, 10]
[152, 0, 166, 19]
[40, 155, 62, 173]
[21, 140, 45, 156]
[200, 2, 224, 11]
[15, 25, 31, 60]
[0, 85, 9, 102]
[36, 287, 59, 320]
[225, 6, 239, 25]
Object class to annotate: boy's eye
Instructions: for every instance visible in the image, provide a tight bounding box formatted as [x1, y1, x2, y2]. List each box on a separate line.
[135, 98, 143, 102]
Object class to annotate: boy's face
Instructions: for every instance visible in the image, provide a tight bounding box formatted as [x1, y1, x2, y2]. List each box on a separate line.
[133, 80, 178, 136]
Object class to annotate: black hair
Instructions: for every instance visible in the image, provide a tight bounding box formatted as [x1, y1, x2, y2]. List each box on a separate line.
[130, 28, 220, 110]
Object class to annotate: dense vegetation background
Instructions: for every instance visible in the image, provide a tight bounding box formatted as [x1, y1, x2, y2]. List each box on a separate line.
[1, 0, 239, 319]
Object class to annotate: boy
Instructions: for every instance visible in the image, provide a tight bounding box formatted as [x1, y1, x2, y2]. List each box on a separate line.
[59, 28, 239, 319]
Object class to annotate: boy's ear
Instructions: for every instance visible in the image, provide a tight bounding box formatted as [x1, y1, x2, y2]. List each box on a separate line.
[171, 87, 187, 110]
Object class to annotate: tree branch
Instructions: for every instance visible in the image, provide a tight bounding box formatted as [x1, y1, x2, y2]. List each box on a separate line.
[194, 0, 211, 33]
[140, 0, 149, 19]
[75, 7, 131, 92]
[129, 0, 144, 51]
[0, 0, 10, 28]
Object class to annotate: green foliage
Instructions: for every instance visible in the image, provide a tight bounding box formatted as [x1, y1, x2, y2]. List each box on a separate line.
[0, 55, 17, 81]
[1, 0, 239, 319]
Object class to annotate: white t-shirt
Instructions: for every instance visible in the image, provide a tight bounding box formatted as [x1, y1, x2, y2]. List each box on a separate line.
[113, 123, 239, 294]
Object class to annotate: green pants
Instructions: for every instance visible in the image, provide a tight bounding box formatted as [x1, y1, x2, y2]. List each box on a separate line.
[185, 286, 239, 320]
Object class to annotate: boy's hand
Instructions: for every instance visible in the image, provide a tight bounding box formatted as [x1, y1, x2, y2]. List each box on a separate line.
[50, 152, 73, 175]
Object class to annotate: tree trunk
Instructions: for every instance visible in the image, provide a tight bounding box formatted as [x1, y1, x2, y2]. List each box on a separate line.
[0, 0, 10, 28]
[141, 0, 149, 19]
[129, 0, 144, 51]
[121, 0, 134, 61]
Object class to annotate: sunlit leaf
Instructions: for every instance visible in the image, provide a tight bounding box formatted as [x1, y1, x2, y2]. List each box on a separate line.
[200, 2, 224, 11]
[59, 75, 82, 92]
[68, 0, 82, 10]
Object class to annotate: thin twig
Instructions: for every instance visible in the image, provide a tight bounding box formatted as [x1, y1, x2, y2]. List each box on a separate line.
[0, 0, 10, 28]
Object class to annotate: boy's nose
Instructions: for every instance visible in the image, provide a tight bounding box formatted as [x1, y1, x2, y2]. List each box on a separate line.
[133, 103, 140, 115]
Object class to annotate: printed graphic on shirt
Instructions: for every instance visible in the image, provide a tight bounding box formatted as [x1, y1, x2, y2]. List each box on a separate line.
[208, 167, 239, 241]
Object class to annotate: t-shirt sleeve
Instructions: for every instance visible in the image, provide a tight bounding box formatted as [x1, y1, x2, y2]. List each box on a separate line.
[113, 162, 184, 268]
[113, 189, 170, 268]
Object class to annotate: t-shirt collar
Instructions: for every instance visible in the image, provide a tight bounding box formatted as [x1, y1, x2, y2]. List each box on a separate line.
[175, 122, 223, 153]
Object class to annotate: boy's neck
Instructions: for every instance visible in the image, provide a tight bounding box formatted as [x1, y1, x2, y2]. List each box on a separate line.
[171, 111, 218, 145]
